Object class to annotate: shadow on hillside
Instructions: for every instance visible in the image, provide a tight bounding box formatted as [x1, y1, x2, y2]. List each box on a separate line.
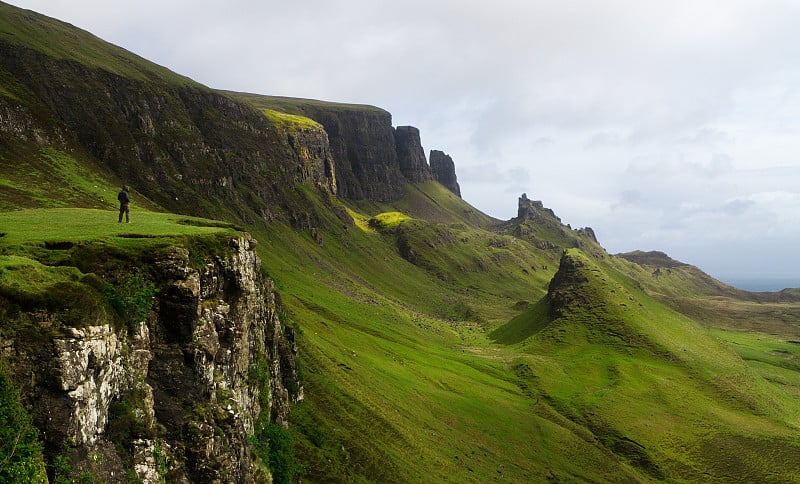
[489, 297, 551, 345]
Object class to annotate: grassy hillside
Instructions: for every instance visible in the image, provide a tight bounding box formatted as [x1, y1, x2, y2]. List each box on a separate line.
[498, 250, 800, 481]
[249, 183, 800, 481]
[613, 251, 800, 337]
[2, 3, 800, 482]
[0, 2, 198, 86]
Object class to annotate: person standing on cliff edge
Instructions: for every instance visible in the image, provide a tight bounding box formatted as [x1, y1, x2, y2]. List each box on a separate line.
[117, 185, 130, 223]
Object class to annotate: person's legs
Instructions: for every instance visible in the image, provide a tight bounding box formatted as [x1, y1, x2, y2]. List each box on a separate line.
[124, 204, 130, 223]
[119, 204, 124, 222]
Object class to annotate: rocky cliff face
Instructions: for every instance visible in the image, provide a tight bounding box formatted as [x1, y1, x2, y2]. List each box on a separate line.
[1, 235, 301, 483]
[429, 150, 461, 197]
[394, 126, 433, 184]
[547, 252, 591, 318]
[272, 101, 456, 202]
[291, 105, 405, 201]
[287, 127, 338, 195]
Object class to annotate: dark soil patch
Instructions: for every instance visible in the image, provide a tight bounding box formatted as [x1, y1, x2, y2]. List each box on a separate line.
[116, 233, 157, 239]
[44, 240, 74, 250]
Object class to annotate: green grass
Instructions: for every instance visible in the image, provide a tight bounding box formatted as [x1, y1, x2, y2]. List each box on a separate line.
[262, 109, 322, 132]
[2, 165, 799, 482]
[368, 211, 410, 229]
[225, 92, 387, 117]
[0, 178, 798, 482]
[240, 183, 800, 481]
[493, 250, 800, 481]
[0, 207, 238, 333]
[0, 147, 162, 212]
[0, 208, 238, 248]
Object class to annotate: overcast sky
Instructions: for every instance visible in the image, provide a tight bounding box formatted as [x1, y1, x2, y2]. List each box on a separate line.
[8, 0, 800, 287]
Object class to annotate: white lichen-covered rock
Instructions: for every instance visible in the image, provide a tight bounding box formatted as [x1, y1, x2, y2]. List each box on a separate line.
[53, 324, 124, 445]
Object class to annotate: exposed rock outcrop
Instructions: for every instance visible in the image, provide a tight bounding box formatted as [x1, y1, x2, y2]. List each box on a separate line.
[1, 235, 301, 483]
[429, 150, 461, 197]
[259, 98, 458, 202]
[292, 105, 406, 201]
[394, 126, 433, 183]
[576, 227, 598, 243]
[284, 126, 337, 195]
[517, 193, 560, 222]
[547, 252, 590, 318]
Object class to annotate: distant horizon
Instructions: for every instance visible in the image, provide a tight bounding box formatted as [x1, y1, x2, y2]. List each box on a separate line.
[716, 275, 800, 292]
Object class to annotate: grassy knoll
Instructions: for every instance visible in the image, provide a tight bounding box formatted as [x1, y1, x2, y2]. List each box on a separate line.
[368, 211, 410, 229]
[492, 250, 800, 481]
[0, 207, 238, 320]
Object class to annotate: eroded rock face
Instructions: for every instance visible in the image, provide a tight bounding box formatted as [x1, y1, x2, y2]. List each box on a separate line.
[547, 253, 591, 319]
[517, 193, 560, 222]
[286, 126, 337, 195]
[395, 126, 433, 184]
[293, 105, 406, 201]
[4, 235, 301, 483]
[429, 150, 461, 197]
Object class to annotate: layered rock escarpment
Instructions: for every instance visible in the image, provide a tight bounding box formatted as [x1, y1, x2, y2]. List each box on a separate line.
[0, 235, 301, 483]
[252, 97, 460, 203]
[395, 126, 433, 184]
[1, 3, 464, 223]
[284, 104, 406, 201]
[429, 150, 461, 197]
[285, 125, 337, 195]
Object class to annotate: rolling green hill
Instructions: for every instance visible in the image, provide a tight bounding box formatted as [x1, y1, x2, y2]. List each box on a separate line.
[1, 2, 800, 482]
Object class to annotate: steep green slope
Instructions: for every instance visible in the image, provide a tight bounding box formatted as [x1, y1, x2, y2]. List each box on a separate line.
[0, 2, 197, 85]
[0, 2, 326, 228]
[252, 184, 800, 482]
[495, 250, 800, 481]
[250, 210, 645, 482]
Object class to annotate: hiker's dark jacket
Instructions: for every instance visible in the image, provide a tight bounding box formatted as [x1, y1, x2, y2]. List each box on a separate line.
[118, 190, 130, 204]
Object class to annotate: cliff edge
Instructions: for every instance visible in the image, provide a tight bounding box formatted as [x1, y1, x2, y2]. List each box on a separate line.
[0, 231, 301, 482]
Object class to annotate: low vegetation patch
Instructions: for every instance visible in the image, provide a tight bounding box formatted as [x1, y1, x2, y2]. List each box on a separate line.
[105, 272, 159, 328]
[368, 211, 410, 230]
[0, 365, 47, 483]
[262, 109, 322, 132]
[345, 207, 374, 233]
